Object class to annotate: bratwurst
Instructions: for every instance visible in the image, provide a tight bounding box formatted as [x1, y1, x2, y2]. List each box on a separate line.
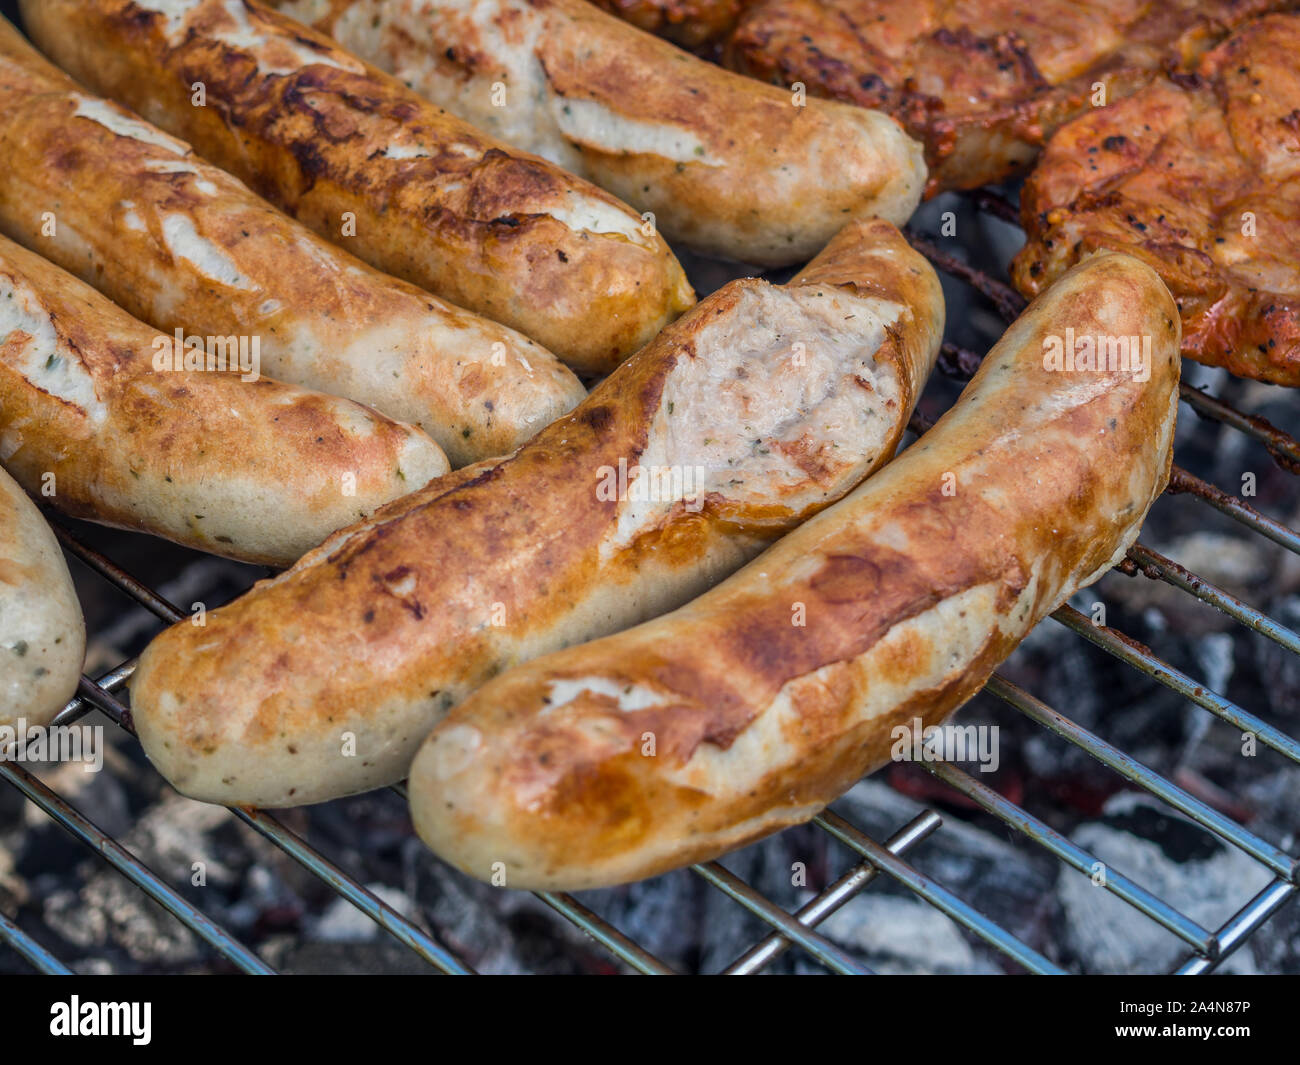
[0, 467, 84, 730]
[409, 250, 1180, 891]
[0, 16, 582, 465]
[129, 219, 943, 807]
[0, 235, 446, 566]
[270, 0, 925, 266]
[20, 0, 694, 374]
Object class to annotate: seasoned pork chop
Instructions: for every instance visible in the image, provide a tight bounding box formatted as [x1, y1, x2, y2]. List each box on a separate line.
[1014, 14, 1300, 385]
[588, 0, 751, 48]
[726, 0, 1295, 194]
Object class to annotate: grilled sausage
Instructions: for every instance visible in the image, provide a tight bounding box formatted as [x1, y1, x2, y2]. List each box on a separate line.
[19, 0, 695, 375]
[0, 18, 582, 467]
[128, 219, 944, 807]
[269, 0, 925, 267]
[408, 250, 1181, 891]
[0, 235, 448, 566]
[0, 467, 84, 730]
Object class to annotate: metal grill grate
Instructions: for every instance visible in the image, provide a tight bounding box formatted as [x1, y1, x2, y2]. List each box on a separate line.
[1, 192, 1297, 976]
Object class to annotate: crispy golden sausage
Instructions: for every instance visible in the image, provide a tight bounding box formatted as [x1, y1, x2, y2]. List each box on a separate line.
[0, 235, 447, 566]
[409, 251, 1180, 891]
[19, 0, 695, 374]
[129, 220, 943, 806]
[271, 0, 925, 266]
[0, 467, 84, 729]
[0, 17, 582, 466]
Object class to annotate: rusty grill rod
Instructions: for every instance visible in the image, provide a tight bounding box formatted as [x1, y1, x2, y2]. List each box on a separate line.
[48, 517, 185, 623]
[1165, 467, 1300, 555]
[1124, 542, 1300, 655]
[905, 228, 1028, 321]
[960, 188, 1023, 226]
[1177, 386, 1300, 472]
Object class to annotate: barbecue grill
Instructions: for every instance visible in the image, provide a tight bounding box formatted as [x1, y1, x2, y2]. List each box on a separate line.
[0, 19, 1296, 972]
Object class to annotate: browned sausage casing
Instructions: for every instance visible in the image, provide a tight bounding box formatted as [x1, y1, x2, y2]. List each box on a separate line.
[129, 220, 943, 807]
[0, 16, 583, 466]
[408, 251, 1181, 891]
[0, 466, 84, 729]
[587, 0, 753, 49]
[0, 234, 447, 566]
[19, 0, 695, 374]
[269, 0, 925, 267]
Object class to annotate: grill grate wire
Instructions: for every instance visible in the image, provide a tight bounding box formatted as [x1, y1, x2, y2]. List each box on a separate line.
[2, 194, 1298, 976]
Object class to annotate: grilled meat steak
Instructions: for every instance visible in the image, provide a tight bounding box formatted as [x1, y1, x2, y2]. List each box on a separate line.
[587, 0, 752, 48]
[727, 0, 1295, 194]
[1014, 14, 1300, 385]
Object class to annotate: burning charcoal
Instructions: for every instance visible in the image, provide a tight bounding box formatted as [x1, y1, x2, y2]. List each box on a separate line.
[0, 840, 25, 914]
[1253, 598, 1300, 721]
[577, 869, 700, 973]
[311, 883, 415, 944]
[399, 840, 605, 974]
[42, 874, 202, 971]
[223, 865, 301, 935]
[1056, 793, 1273, 973]
[34, 759, 133, 842]
[820, 894, 1001, 974]
[696, 833, 817, 974]
[831, 780, 1057, 967]
[121, 794, 240, 893]
[1249, 898, 1300, 977]
[40, 888, 106, 952]
[265, 938, 444, 976]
